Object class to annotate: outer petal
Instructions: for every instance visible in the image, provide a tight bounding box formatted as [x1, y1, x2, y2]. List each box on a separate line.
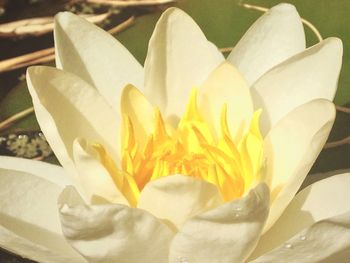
[0, 226, 86, 263]
[251, 173, 350, 258]
[228, 3, 305, 85]
[252, 38, 342, 134]
[27, 66, 120, 177]
[58, 187, 174, 263]
[138, 175, 223, 229]
[144, 7, 224, 122]
[0, 167, 85, 262]
[54, 12, 143, 111]
[0, 155, 72, 187]
[251, 211, 350, 263]
[168, 184, 269, 263]
[198, 62, 253, 142]
[263, 99, 336, 231]
[72, 138, 128, 205]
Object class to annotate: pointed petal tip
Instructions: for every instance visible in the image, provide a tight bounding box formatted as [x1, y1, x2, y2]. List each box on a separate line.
[314, 98, 336, 120]
[323, 36, 343, 55]
[308, 37, 343, 57]
[54, 11, 78, 24]
[159, 6, 187, 17]
[271, 3, 298, 12]
[27, 65, 66, 80]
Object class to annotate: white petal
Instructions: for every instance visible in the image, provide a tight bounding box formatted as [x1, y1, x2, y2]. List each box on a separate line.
[263, 99, 336, 231]
[0, 225, 86, 263]
[251, 211, 350, 263]
[198, 62, 253, 142]
[0, 168, 85, 262]
[72, 138, 128, 205]
[0, 168, 62, 234]
[252, 38, 342, 134]
[143, 7, 224, 122]
[27, 66, 120, 178]
[251, 173, 350, 258]
[228, 3, 305, 85]
[0, 156, 72, 187]
[58, 187, 174, 263]
[168, 183, 269, 263]
[138, 175, 223, 228]
[54, 12, 143, 111]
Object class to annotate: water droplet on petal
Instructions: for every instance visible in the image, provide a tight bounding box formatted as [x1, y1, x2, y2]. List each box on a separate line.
[284, 243, 293, 249]
[300, 235, 306, 241]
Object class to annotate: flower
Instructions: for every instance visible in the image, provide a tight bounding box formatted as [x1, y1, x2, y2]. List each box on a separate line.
[0, 3, 349, 263]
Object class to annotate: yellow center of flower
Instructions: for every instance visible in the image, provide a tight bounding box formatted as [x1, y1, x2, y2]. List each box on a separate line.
[94, 88, 263, 207]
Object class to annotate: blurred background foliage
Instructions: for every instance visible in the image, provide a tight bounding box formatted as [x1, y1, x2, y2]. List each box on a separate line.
[0, 0, 349, 261]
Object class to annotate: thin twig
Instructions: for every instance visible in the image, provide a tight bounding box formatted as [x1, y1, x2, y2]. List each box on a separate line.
[219, 47, 233, 53]
[108, 16, 135, 34]
[240, 2, 323, 42]
[0, 16, 135, 73]
[324, 136, 350, 149]
[0, 107, 34, 131]
[336, 105, 350, 114]
[0, 47, 54, 72]
[0, 13, 110, 38]
[87, 0, 175, 7]
[8, 54, 56, 71]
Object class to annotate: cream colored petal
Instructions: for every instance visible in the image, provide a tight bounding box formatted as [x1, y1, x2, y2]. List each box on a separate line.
[72, 138, 128, 205]
[251, 211, 350, 263]
[54, 12, 143, 111]
[168, 183, 269, 263]
[120, 84, 154, 145]
[228, 3, 305, 85]
[0, 155, 72, 187]
[144, 7, 224, 123]
[0, 225, 86, 263]
[198, 62, 253, 142]
[252, 38, 342, 134]
[138, 175, 223, 229]
[58, 186, 174, 263]
[27, 66, 120, 178]
[263, 99, 336, 231]
[0, 168, 85, 262]
[251, 173, 350, 259]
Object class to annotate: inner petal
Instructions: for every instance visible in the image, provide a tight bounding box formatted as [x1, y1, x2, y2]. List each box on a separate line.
[94, 85, 264, 207]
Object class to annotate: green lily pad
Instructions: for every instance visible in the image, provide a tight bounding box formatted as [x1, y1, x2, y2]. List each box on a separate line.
[0, 80, 40, 133]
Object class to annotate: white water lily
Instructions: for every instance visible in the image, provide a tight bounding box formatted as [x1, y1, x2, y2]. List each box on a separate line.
[0, 3, 349, 263]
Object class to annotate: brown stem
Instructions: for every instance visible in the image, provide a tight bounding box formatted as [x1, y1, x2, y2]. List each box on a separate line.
[336, 105, 350, 114]
[0, 47, 54, 73]
[0, 16, 135, 73]
[324, 136, 350, 149]
[108, 16, 135, 34]
[0, 107, 34, 131]
[87, 0, 175, 7]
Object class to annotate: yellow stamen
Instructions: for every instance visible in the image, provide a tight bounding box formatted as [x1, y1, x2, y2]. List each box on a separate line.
[95, 88, 264, 206]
